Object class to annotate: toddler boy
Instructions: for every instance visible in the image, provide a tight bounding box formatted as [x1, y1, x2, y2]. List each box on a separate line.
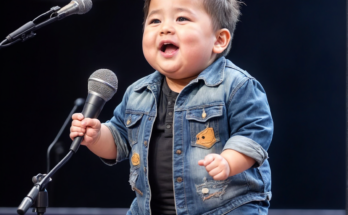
[70, 0, 273, 214]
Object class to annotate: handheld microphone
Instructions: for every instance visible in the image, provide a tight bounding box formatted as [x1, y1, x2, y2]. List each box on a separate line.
[70, 69, 118, 152]
[17, 70, 116, 215]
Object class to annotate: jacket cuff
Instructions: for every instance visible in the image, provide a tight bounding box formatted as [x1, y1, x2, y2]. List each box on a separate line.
[99, 122, 129, 166]
[223, 135, 268, 167]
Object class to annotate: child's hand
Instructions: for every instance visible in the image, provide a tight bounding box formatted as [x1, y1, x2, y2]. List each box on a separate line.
[70, 113, 101, 146]
[198, 154, 231, 181]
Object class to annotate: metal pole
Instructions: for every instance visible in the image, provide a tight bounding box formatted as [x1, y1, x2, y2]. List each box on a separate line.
[346, 0, 348, 213]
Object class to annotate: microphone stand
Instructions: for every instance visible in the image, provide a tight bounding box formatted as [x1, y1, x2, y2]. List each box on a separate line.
[0, 6, 61, 50]
[17, 151, 74, 215]
[17, 98, 85, 215]
[47, 98, 85, 173]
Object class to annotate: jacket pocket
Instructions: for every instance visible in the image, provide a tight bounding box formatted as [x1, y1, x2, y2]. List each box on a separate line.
[186, 105, 223, 149]
[124, 112, 143, 146]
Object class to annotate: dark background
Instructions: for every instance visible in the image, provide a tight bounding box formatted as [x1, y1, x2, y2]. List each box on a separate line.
[0, 0, 345, 210]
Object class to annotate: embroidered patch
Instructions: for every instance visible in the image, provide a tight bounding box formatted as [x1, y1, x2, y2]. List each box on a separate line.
[131, 153, 140, 166]
[196, 127, 216, 148]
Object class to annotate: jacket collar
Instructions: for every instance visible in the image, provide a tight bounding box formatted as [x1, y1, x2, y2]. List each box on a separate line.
[135, 57, 226, 91]
[193, 56, 226, 87]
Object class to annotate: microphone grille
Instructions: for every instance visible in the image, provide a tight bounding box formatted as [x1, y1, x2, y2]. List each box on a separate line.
[76, 0, 93, 14]
[88, 69, 118, 101]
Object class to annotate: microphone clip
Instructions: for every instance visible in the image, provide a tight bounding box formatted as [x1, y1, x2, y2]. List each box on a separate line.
[17, 151, 74, 215]
[17, 173, 52, 215]
[0, 6, 61, 49]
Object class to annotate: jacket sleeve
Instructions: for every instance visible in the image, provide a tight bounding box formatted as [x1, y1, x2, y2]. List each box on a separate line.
[223, 77, 273, 167]
[100, 88, 131, 166]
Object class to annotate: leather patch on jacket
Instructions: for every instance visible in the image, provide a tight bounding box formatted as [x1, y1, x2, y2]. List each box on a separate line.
[131, 153, 140, 166]
[133, 187, 143, 196]
[196, 127, 216, 148]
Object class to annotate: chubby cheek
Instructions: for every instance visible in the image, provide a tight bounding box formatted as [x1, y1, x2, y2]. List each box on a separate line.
[142, 31, 158, 69]
[180, 32, 213, 67]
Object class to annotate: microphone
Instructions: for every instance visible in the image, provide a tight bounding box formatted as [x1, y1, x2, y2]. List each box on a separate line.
[55, 0, 93, 20]
[70, 69, 118, 152]
[17, 70, 116, 215]
[2, 0, 93, 46]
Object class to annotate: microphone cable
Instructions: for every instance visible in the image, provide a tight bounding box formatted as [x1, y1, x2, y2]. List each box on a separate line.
[46, 98, 85, 173]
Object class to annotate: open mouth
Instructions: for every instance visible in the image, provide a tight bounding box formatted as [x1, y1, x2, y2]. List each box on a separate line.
[160, 42, 179, 54]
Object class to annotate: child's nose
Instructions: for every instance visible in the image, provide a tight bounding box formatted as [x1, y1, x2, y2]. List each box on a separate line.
[160, 22, 175, 35]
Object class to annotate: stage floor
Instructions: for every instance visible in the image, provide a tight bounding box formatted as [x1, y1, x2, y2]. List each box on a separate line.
[0, 208, 345, 215]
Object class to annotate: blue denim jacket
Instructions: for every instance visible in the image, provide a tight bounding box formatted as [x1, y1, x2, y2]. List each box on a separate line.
[103, 57, 273, 215]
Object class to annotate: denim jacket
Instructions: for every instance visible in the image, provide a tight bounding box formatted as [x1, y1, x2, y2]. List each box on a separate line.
[103, 57, 273, 215]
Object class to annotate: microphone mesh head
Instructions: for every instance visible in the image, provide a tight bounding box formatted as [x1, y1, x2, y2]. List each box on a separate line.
[88, 69, 118, 101]
[76, 0, 93, 14]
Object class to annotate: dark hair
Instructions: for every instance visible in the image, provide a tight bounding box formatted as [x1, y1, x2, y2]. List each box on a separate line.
[143, 0, 242, 57]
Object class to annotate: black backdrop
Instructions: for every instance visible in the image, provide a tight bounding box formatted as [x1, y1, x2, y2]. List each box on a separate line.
[0, 0, 345, 210]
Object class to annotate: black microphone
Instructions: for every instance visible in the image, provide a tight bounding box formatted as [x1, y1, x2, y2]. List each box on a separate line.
[2, 0, 93, 47]
[17, 70, 116, 215]
[55, 0, 93, 20]
[70, 69, 118, 152]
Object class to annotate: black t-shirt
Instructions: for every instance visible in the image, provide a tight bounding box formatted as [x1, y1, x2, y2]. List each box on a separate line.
[148, 79, 178, 215]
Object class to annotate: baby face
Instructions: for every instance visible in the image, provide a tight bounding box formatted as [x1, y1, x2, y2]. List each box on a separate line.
[142, 0, 218, 81]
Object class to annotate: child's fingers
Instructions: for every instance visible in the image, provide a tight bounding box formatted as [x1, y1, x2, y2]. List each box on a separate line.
[207, 167, 222, 177]
[213, 171, 228, 181]
[69, 131, 84, 140]
[82, 118, 101, 129]
[72, 113, 84, 120]
[83, 128, 101, 145]
[203, 154, 215, 166]
[205, 158, 219, 172]
[205, 155, 225, 172]
[72, 119, 84, 127]
[70, 125, 86, 133]
[198, 160, 205, 166]
[85, 127, 99, 139]
[199, 154, 230, 181]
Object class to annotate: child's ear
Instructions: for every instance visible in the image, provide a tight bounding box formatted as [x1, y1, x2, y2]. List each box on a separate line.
[213, 29, 231, 54]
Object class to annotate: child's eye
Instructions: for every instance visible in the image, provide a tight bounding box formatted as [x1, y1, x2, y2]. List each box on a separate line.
[177, 17, 189, 22]
[150, 19, 161, 24]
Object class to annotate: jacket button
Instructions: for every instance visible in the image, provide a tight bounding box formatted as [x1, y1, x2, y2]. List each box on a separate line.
[202, 109, 207, 119]
[202, 188, 209, 194]
[144, 167, 147, 173]
[176, 150, 182, 155]
[144, 141, 148, 147]
[177, 177, 183, 183]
